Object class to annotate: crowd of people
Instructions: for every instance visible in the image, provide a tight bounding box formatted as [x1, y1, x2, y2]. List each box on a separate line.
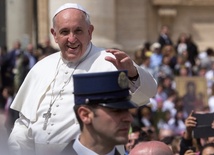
[0, 38, 58, 93]
[126, 26, 214, 154]
[0, 2, 214, 155]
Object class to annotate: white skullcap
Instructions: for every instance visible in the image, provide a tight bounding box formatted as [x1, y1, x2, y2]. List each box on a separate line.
[53, 3, 89, 18]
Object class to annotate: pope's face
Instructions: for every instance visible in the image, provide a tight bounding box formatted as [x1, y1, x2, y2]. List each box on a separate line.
[91, 106, 133, 145]
[51, 9, 93, 62]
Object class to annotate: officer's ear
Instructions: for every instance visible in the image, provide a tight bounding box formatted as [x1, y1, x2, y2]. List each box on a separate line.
[78, 106, 93, 125]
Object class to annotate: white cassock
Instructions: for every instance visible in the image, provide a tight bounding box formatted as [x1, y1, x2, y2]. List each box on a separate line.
[8, 43, 157, 155]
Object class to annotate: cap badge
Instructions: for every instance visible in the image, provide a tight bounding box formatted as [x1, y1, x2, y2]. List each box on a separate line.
[118, 71, 129, 89]
[85, 98, 90, 104]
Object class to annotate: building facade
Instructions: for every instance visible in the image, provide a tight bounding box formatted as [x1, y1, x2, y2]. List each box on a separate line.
[2, 0, 214, 53]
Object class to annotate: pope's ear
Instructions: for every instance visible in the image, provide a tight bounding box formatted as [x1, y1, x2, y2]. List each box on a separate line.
[88, 25, 94, 39]
[51, 28, 58, 43]
[78, 106, 93, 124]
[50, 28, 55, 36]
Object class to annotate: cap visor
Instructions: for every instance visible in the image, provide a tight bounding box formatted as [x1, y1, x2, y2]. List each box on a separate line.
[99, 101, 138, 109]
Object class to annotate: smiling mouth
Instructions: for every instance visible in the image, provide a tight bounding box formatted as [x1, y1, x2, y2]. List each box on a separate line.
[67, 44, 79, 49]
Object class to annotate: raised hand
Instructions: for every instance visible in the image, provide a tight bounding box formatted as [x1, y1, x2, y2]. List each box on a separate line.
[184, 110, 197, 139]
[105, 49, 138, 78]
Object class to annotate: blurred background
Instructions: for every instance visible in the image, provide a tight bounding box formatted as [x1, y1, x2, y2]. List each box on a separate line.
[1, 0, 214, 52]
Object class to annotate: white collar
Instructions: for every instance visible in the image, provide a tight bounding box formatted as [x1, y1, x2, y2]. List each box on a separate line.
[73, 135, 116, 155]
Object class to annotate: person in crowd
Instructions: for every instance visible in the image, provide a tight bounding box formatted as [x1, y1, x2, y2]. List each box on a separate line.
[61, 70, 137, 155]
[160, 75, 176, 99]
[180, 50, 192, 75]
[158, 128, 174, 142]
[137, 105, 154, 128]
[186, 34, 199, 67]
[133, 42, 151, 66]
[13, 48, 30, 94]
[1, 40, 29, 93]
[129, 140, 173, 155]
[0, 45, 8, 90]
[125, 132, 140, 155]
[125, 108, 145, 154]
[174, 54, 192, 76]
[2, 86, 18, 135]
[157, 55, 174, 79]
[38, 37, 58, 58]
[153, 97, 165, 133]
[200, 142, 214, 155]
[133, 48, 144, 66]
[168, 109, 186, 136]
[179, 111, 196, 150]
[157, 25, 173, 50]
[174, 97, 188, 119]
[181, 113, 214, 155]
[205, 60, 214, 96]
[208, 83, 214, 112]
[24, 43, 37, 69]
[170, 135, 181, 155]
[125, 125, 148, 155]
[197, 48, 214, 75]
[149, 42, 162, 77]
[141, 41, 151, 55]
[161, 44, 177, 71]
[175, 32, 188, 56]
[140, 51, 153, 76]
[155, 83, 167, 101]
[8, 3, 157, 155]
[162, 89, 177, 118]
[1, 41, 24, 88]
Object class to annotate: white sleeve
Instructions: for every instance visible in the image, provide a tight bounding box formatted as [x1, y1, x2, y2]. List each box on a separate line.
[129, 77, 140, 92]
[8, 113, 35, 155]
[130, 64, 157, 106]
